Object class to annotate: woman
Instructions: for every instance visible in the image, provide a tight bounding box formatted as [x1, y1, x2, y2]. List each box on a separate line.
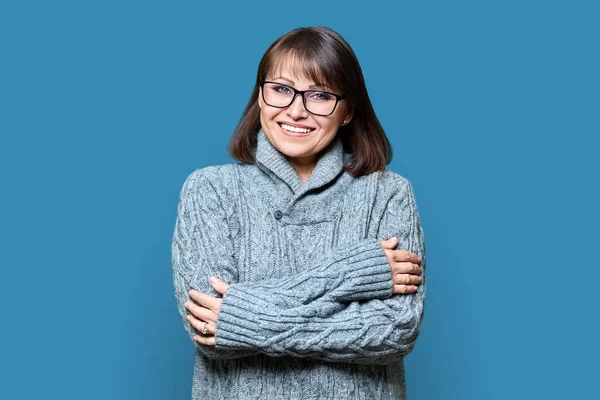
[172, 26, 426, 399]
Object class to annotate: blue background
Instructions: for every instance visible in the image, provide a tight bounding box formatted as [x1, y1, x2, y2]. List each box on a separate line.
[1, 0, 598, 399]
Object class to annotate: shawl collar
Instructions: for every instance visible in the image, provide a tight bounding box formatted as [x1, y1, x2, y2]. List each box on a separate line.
[254, 129, 345, 196]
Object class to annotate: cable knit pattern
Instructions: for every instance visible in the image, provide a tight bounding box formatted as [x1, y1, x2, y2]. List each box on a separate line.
[172, 129, 426, 399]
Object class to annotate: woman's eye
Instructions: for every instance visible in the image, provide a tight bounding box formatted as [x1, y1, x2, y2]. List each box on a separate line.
[309, 92, 334, 101]
[273, 85, 293, 95]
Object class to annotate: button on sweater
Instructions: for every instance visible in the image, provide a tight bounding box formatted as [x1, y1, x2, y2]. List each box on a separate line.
[172, 130, 427, 399]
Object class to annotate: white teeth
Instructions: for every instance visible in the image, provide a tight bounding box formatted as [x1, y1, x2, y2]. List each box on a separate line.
[279, 123, 313, 133]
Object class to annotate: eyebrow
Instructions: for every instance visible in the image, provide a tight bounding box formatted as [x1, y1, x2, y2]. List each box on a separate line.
[271, 76, 326, 90]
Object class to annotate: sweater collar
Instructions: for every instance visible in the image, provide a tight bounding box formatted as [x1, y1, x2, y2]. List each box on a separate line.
[255, 129, 345, 194]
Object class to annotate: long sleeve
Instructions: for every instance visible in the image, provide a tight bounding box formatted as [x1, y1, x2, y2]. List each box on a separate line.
[214, 177, 426, 364]
[172, 169, 258, 359]
[172, 168, 403, 360]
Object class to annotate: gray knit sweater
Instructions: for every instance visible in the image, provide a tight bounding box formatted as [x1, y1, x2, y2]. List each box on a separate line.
[172, 130, 426, 399]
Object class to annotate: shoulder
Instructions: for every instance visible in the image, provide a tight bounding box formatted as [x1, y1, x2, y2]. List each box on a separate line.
[179, 163, 242, 200]
[342, 168, 416, 208]
[375, 169, 415, 201]
[378, 169, 411, 187]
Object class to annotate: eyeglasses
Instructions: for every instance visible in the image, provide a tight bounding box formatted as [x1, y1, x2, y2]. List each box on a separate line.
[259, 79, 346, 116]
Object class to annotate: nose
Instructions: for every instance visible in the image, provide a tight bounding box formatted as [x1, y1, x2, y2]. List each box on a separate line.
[286, 93, 308, 120]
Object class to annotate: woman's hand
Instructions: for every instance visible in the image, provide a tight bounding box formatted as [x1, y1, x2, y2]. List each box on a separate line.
[380, 237, 422, 294]
[184, 277, 230, 346]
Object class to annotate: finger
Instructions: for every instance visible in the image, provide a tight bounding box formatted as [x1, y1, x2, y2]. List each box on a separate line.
[184, 301, 217, 323]
[194, 334, 216, 346]
[209, 276, 230, 295]
[393, 273, 423, 286]
[380, 237, 398, 249]
[392, 250, 420, 263]
[392, 284, 419, 295]
[393, 262, 422, 276]
[382, 249, 393, 266]
[187, 314, 215, 335]
[189, 290, 221, 311]
[392, 250, 421, 264]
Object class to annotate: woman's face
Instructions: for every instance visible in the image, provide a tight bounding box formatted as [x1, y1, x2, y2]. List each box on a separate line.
[258, 59, 353, 169]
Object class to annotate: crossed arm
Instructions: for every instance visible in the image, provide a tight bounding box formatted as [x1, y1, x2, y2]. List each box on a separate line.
[172, 169, 426, 364]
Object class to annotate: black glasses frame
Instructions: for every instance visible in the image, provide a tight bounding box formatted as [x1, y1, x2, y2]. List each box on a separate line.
[259, 79, 346, 116]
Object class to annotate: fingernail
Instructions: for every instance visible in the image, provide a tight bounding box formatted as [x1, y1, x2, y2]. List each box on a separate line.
[209, 276, 217, 285]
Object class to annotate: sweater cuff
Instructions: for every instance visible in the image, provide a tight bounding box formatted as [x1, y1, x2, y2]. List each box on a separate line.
[214, 285, 269, 351]
[331, 240, 393, 302]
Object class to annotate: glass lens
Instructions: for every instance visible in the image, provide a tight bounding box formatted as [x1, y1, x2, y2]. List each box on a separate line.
[263, 83, 295, 107]
[304, 91, 337, 115]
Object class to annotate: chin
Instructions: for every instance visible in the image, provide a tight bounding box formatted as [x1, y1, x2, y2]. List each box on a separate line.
[274, 142, 314, 158]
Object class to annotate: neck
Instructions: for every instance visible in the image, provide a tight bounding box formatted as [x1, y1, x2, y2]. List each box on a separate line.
[287, 154, 319, 182]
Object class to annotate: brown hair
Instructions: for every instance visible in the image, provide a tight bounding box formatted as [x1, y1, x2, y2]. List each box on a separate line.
[228, 26, 392, 176]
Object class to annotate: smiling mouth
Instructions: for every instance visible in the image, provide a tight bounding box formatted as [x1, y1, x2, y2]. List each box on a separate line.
[278, 123, 315, 134]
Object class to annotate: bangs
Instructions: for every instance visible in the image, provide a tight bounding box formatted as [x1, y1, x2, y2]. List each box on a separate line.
[264, 47, 340, 93]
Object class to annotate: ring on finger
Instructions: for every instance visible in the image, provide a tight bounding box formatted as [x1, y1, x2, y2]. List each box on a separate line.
[201, 322, 210, 335]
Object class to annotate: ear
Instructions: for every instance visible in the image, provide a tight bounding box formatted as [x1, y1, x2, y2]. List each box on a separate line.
[341, 105, 355, 126]
[257, 87, 263, 109]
